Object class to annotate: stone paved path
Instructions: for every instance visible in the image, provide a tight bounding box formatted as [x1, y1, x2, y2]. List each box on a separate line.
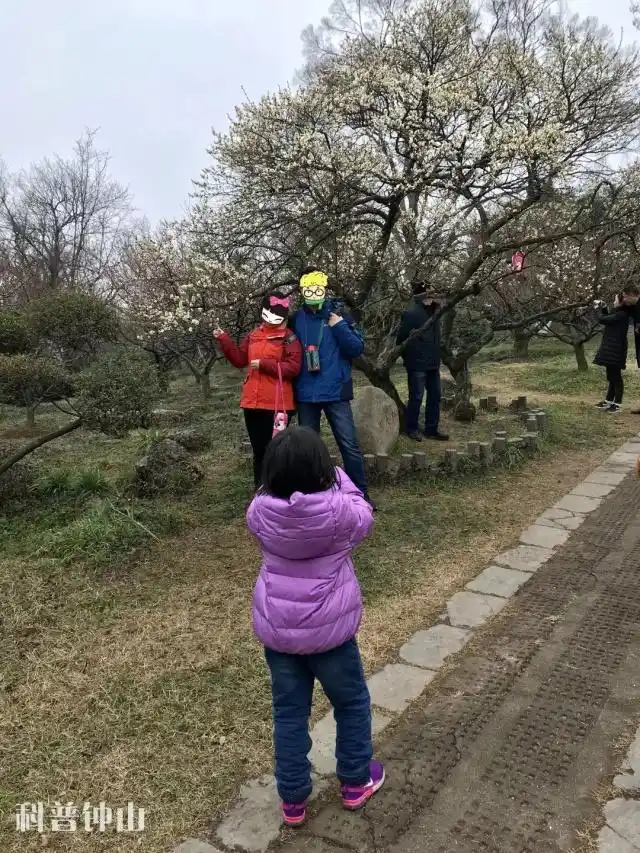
[176, 442, 640, 853]
[273, 464, 640, 853]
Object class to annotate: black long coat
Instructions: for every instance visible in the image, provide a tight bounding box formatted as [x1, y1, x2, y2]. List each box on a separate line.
[594, 307, 633, 369]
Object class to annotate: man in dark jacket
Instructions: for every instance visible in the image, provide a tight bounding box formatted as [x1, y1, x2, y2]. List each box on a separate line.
[396, 282, 449, 441]
[290, 268, 374, 507]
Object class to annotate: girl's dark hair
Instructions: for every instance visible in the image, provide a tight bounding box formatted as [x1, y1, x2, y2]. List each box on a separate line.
[260, 426, 337, 499]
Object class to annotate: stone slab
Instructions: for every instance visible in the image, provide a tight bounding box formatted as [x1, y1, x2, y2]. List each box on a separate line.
[608, 452, 638, 467]
[447, 590, 508, 629]
[520, 524, 570, 549]
[216, 775, 282, 853]
[541, 507, 574, 520]
[309, 709, 392, 776]
[555, 515, 585, 531]
[619, 442, 640, 455]
[554, 494, 602, 515]
[571, 481, 616, 498]
[493, 544, 553, 573]
[597, 825, 639, 853]
[614, 729, 640, 792]
[535, 515, 560, 529]
[399, 625, 471, 670]
[586, 469, 629, 486]
[367, 664, 436, 713]
[174, 842, 224, 853]
[605, 799, 640, 849]
[537, 511, 585, 532]
[466, 565, 531, 599]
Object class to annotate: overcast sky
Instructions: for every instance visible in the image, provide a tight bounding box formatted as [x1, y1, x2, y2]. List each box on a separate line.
[0, 0, 636, 221]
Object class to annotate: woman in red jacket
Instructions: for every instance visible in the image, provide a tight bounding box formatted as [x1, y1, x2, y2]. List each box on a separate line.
[214, 293, 303, 489]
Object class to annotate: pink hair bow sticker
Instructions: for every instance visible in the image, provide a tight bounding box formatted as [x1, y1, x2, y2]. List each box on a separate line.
[270, 296, 290, 308]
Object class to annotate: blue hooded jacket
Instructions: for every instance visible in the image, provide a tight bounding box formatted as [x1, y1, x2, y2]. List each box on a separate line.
[290, 300, 363, 403]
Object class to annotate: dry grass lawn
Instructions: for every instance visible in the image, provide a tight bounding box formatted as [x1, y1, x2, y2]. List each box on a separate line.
[1, 337, 640, 852]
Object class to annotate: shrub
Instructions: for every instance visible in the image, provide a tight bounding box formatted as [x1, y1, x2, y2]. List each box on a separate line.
[25, 293, 119, 366]
[0, 311, 33, 354]
[75, 349, 160, 437]
[0, 354, 73, 425]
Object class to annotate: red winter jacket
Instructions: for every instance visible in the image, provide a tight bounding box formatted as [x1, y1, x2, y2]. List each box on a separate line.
[217, 325, 302, 411]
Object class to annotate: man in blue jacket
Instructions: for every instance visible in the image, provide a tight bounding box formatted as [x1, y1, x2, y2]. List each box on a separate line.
[290, 268, 373, 507]
[396, 282, 449, 442]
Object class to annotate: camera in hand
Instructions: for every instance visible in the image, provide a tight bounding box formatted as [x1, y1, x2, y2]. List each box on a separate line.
[305, 345, 321, 373]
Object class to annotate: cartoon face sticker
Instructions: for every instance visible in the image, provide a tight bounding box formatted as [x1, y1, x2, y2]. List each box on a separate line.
[261, 293, 290, 326]
[299, 271, 328, 306]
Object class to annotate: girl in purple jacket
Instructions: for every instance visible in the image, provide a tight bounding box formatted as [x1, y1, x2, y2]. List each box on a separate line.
[247, 426, 384, 827]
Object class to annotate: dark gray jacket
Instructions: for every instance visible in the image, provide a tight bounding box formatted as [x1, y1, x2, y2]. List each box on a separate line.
[396, 298, 441, 372]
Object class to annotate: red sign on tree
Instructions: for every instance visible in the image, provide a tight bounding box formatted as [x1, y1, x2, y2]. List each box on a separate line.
[511, 251, 525, 272]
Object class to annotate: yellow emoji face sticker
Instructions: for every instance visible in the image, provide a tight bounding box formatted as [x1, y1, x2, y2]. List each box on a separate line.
[300, 271, 328, 306]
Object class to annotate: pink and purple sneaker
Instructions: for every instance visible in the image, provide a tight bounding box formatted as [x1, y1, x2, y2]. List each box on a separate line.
[341, 761, 386, 810]
[280, 801, 307, 827]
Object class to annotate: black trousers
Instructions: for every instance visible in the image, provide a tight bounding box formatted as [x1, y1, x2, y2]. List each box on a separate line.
[606, 365, 624, 404]
[243, 409, 294, 489]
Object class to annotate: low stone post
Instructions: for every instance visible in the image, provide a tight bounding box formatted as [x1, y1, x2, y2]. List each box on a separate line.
[444, 448, 459, 472]
[478, 442, 492, 468]
[376, 454, 390, 479]
[399, 454, 413, 475]
[467, 441, 481, 460]
[493, 435, 507, 455]
[535, 411, 547, 432]
[413, 452, 427, 472]
[364, 454, 377, 479]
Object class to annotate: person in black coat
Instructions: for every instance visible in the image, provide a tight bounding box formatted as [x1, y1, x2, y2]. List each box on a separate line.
[396, 282, 449, 441]
[631, 298, 640, 415]
[593, 285, 639, 412]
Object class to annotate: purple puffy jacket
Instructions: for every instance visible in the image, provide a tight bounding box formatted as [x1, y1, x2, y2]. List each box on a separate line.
[248, 469, 374, 655]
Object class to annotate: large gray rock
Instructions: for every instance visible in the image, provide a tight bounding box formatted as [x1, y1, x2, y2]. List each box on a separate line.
[131, 439, 204, 497]
[150, 408, 191, 427]
[352, 386, 399, 455]
[167, 427, 211, 452]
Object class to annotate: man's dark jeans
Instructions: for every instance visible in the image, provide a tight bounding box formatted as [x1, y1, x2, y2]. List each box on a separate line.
[405, 369, 441, 435]
[265, 639, 372, 804]
[297, 401, 367, 495]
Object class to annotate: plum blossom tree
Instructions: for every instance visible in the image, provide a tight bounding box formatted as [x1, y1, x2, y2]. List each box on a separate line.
[193, 0, 640, 418]
[122, 220, 252, 399]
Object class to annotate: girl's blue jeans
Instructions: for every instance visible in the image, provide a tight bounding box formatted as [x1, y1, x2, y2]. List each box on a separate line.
[264, 638, 372, 803]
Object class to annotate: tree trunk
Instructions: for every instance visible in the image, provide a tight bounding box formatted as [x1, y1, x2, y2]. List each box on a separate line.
[0, 419, 82, 477]
[573, 341, 589, 372]
[451, 362, 472, 405]
[26, 406, 36, 429]
[512, 329, 531, 360]
[200, 371, 211, 400]
[153, 355, 170, 391]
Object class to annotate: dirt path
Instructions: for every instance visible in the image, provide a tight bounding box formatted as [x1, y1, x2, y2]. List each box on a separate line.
[275, 474, 640, 853]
